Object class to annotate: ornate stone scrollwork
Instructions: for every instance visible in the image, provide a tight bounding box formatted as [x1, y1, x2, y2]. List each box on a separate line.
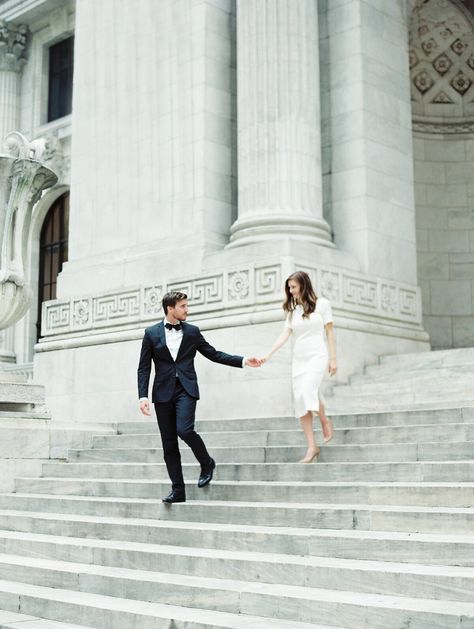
[0, 20, 28, 72]
[0, 132, 57, 330]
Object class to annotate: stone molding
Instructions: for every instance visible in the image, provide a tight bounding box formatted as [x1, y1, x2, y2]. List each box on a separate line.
[412, 117, 474, 133]
[41, 262, 422, 338]
[0, 20, 28, 72]
[0, 361, 33, 381]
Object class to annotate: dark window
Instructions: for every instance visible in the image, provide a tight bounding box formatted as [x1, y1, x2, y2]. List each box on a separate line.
[37, 193, 69, 339]
[47, 36, 74, 122]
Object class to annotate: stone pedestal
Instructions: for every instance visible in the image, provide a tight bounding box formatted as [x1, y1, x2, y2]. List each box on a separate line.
[229, 0, 333, 247]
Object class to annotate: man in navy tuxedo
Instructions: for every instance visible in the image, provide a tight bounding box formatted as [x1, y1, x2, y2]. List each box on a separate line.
[138, 290, 261, 503]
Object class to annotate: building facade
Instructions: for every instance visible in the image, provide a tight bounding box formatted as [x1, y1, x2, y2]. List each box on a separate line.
[0, 0, 472, 422]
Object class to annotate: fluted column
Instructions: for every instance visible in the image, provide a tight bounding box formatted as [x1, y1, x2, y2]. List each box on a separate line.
[0, 20, 28, 363]
[229, 0, 332, 247]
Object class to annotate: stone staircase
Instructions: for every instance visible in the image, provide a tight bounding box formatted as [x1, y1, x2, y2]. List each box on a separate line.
[0, 349, 472, 627]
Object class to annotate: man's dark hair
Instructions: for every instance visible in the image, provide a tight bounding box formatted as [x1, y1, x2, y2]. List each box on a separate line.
[162, 291, 188, 315]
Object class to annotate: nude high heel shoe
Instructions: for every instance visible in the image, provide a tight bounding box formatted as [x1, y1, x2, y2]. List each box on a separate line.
[323, 419, 333, 443]
[298, 448, 320, 463]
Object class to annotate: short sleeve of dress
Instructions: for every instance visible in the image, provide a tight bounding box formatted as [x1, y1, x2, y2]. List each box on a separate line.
[320, 298, 333, 325]
[284, 312, 293, 330]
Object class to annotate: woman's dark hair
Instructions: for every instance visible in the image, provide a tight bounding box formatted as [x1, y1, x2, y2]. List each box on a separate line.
[162, 291, 187, 315]
[283, 271, 317, 319]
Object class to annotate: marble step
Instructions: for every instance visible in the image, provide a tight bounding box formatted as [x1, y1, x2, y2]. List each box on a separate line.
[0, 575, 472, 629]
[15, 478, 474, 509]
[67, 441, 474, 463]
[90, 423, 474, 448]
[0, 545, 472, 607]
[0, 579, 324, 629]
[41, 460, 474, 483]
[379, 348, 474, 368]
[0, 509, 472, 567]
[364, 361, 474, 378]
[327, 399, 474, 416]
[116, 406, 474, 432]
[0, 382, 45, 406]
[332, 378, 474, 397]
[13, 477, 474, 508]
[0, 609, 92, 628]
[1, 493, 473, 533]
[327, 400, 474, 415]
[350, 368, 474, 385]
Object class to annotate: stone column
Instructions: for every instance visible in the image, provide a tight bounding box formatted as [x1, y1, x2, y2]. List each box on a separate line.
[0, 20, 28, 363]
[229, 0, 333, 247]
[323, 1, 417, 284]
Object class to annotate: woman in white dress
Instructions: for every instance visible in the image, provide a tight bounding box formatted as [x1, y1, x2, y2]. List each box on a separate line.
[260, 271, 337, 463]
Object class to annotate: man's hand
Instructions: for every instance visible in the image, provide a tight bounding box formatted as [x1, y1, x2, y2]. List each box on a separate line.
[139, 399, 151, 416]
[245, 357, 262, 368]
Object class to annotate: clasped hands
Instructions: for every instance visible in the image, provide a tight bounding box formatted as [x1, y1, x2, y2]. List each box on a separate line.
[244, 357, 264, 368]
[246, 355, 270, 367]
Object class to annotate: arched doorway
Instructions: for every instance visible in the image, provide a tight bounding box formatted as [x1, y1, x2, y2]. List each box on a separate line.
[36, 192, 69, 340]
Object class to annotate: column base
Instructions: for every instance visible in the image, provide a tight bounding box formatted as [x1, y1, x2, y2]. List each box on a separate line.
[227, 214, 334, 249]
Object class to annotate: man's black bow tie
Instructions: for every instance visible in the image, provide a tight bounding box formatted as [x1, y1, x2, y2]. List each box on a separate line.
[165, 323, 182, 331]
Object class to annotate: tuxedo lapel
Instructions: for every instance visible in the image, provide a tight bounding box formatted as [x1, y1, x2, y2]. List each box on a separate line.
[157, 321, 174, 361]
[175, 321, 190, 361]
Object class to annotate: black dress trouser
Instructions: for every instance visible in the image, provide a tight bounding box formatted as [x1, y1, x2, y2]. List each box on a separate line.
[154, 379, 211, 492]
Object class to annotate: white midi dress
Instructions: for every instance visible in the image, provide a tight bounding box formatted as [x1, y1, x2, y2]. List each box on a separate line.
[285, 297, 334, 418]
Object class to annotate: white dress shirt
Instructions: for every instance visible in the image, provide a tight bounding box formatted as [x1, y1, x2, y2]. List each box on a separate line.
[164, 318, 184, 362]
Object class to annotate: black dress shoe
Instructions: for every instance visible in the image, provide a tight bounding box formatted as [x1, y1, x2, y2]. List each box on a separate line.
[198, 458, 216, 488]
[162, 490, 186, 503]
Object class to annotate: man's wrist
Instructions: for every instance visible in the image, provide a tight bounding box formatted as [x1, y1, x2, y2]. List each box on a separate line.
[139, 397, 148, 402]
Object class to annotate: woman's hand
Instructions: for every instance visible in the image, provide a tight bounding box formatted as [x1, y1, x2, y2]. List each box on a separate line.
[259, 355, 270, 365]
[328, 358, 337, 376]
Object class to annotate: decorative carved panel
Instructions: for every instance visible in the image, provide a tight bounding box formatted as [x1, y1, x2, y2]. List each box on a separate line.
[410, 0, 474, 120]
[41, 263, 423, 337]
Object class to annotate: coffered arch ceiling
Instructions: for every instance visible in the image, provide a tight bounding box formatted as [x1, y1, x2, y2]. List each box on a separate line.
[409, 0, 474, 119]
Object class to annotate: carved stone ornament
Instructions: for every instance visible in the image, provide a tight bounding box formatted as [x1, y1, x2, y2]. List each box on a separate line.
[228, 272, 250, 301]
[0, 20, 28, 72]
[410, 0, 474, 120]
[0, 132, 58, 330]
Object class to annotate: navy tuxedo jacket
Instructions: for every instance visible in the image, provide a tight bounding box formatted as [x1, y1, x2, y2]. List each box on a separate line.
[137, 320, 243, 403]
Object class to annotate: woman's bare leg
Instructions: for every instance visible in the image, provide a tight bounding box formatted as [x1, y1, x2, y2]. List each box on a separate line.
[318, 399, 333, 443]
[299, 411, 320, 463]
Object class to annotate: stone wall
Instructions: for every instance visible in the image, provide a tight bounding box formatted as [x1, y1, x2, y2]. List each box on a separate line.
[409, 0, 474, 348]
[414, 134, 474, 348]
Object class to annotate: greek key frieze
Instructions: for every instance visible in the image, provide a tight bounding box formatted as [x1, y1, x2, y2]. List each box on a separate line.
[93, 292, 140, 323]
[40, 263, 421, 336]
[343, 277, 378, 309]
[399, 288, 418, 317]
[43, 301, 70, 334]
[255, 265, 281, 297]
